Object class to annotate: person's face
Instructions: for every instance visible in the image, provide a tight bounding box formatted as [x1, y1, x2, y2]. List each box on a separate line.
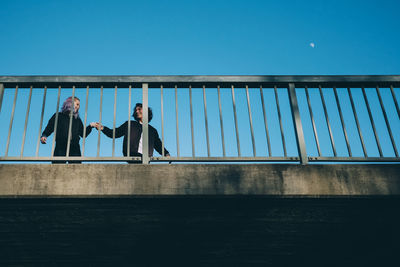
[135, 106, 143, 121]
[74, 99, 80, 112]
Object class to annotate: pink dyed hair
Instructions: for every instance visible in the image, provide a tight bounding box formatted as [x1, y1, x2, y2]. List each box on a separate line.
[61, 96, 80, 118]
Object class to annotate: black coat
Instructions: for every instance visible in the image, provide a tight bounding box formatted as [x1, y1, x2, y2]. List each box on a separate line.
[42, 112, 92, 156]
[102, 120, 169, 157]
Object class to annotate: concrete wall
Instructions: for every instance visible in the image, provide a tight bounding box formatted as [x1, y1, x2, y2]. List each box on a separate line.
[0, 164, 400, 196]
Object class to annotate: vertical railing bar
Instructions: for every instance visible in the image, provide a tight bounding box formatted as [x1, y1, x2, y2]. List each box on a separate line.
[203, 85, 210, 157]
[97, 86, 103, 157]
[274, 86, 287, 157]
[175, 85, 180, 157]
[305, 86, 322, 156]
[189, 85, 195, 157]
[0, 83, 4, 113]
[217, 85, 226, 157]
[333, 87, 352, 157]
[246, 85, 256, 157]
[348, 88, 368, 157]
[142, 83, 149, 164]
[288, 83, 308, 164]
[112, 85, 117, 157]
[5, 86, 18, 157]
[160, 85, 165, 157]
[390, 85, 400, 120]
[319, 86, 337, 157]
[127, 85, 132, 157]
[362, 87, 383, 157]
[231, 85, 241, 157]
[81, 85, 89, 156]
[66, 86, 76, 158]
[259, 86, 271, 157]
[376, 86, 398, 157]
[51, 86, 61, 158]
[36, 86, 47, 157]
[20, 85, 33, 157]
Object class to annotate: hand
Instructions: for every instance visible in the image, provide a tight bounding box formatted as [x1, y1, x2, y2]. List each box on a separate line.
[40, 136, 47, 144]
[96, 122, 104, 131]
[91, 122, 103, 130]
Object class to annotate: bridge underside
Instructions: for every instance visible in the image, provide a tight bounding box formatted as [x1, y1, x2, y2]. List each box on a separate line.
[0, 197, 399, 266]
[0, 164, 399, 265]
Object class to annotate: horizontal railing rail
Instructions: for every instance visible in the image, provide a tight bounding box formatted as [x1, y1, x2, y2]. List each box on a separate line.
[1, 75, 400, 88]
[1, 75, 400, 164]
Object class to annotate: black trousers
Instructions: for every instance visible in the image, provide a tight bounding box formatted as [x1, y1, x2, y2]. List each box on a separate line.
[52, 143, 82, 164]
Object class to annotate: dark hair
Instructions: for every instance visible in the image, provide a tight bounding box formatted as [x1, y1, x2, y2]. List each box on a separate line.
[133, 103, 153, 122]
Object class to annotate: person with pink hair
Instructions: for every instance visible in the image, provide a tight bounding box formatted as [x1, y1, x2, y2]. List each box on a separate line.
[41, 96, 96, 163]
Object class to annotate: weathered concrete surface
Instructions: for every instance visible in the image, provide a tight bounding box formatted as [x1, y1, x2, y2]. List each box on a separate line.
[0, 164, 399, 196]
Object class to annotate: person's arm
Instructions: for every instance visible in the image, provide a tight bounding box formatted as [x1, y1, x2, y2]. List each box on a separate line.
[153, 129, 170, 156]
[79, 121, 95, 138]
[101, 121, 127, 139]
[84, 125, 93, 137]
[40, 113, 56, 144]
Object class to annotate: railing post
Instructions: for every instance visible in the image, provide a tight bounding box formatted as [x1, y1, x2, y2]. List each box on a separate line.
[142, 83, 149, 164]
[288, 83, 308, 164]
[0, 83, 4, 113]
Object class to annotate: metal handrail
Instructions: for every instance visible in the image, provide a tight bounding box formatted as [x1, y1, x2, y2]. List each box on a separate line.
[1, 75, 400, 88]
[1, 75, 400, 164]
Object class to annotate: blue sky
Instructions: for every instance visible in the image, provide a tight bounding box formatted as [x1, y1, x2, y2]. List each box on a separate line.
[1, 0, 399, 75]
[0, 0, 399, 161]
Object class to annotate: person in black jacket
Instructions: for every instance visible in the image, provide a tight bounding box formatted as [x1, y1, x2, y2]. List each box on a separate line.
[41, 96, 96, 163]
[96, 103, 170, 159]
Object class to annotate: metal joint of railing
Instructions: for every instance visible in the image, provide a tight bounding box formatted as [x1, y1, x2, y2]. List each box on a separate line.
[288, 83, 308, 164]
[0, 83, 4, 113]
[142, 83, 149, 164]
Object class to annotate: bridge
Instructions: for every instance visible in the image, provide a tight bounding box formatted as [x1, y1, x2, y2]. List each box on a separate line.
[1, 76, 400, 265]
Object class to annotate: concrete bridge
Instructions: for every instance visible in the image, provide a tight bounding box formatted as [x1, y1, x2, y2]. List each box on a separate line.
[0, 163, 399, 266]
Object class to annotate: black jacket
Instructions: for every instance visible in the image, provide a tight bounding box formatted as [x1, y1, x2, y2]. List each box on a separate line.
[42, 112, 92, 156]
[102, 120, 169, 157]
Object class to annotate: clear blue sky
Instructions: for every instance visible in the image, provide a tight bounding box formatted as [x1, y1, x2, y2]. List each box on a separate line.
[1, 0, 399, 75]
[1, 0, 400, 161]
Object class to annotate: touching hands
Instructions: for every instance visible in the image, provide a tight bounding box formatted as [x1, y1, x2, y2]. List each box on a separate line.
[90, 122, 103, 131]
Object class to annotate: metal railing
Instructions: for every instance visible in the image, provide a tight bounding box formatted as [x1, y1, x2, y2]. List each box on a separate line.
[0, 75, 399, 164]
